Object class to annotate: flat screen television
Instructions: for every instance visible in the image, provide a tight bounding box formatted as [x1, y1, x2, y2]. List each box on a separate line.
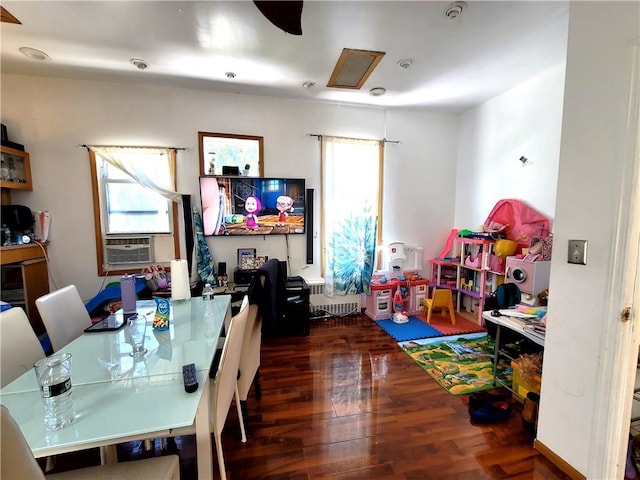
[199, 175, 306, 236]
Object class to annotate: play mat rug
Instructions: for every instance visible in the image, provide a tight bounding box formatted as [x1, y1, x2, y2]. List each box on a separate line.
[398, 332, 512, 396]
[374, 314, 485, 342]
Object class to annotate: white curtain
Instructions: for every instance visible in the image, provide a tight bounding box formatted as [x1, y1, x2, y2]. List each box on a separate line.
[88, 145, 182, 201]
[322, 136, 381, 297]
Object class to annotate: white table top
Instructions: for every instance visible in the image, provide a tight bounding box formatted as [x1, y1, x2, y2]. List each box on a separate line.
[481, 309, 545, 347]
[0, 295, 231, 458]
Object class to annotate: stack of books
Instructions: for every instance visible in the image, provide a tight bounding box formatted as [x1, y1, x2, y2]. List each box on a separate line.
[524, 322, 546, 340]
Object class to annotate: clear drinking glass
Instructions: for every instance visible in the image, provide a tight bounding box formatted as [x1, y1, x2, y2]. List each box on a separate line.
[126, 313, 148, 358]
[34, 353, 75, 431]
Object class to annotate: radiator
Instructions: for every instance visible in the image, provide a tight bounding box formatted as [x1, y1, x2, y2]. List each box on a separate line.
[307, 280, 361, 317]
[310, 302, 360, 316]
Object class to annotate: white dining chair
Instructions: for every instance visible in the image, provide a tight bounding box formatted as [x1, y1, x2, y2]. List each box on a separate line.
[237, 303, 263, 436]
[168, 295, 250, 480]
[36, 285, 92, 352]
[0, 307, 46, 388]
[0, 405, 180, 480]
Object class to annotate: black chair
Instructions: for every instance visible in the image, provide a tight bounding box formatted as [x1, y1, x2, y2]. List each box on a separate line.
[248, 258, 286, 336]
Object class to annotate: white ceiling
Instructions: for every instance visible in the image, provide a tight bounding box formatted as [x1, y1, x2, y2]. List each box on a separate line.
[0, 1, 569, 113]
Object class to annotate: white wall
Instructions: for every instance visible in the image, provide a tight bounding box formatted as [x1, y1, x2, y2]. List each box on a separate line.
[382, 109, 459, 265]
[455, 64, 566, 230]
[453, 4, 640, 474]
[1, 75, 458, 302]
[538, 2, 640, 477]
[3, 2, 636, 476]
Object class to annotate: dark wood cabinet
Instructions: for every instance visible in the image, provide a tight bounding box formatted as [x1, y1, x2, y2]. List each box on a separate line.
[0, 244, 49, 336]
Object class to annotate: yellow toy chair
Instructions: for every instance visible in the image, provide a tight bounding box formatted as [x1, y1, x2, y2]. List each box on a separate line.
[424, 288, 456, 325]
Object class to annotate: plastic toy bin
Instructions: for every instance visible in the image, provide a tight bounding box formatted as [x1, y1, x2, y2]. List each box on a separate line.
[511, 360, 541, 402]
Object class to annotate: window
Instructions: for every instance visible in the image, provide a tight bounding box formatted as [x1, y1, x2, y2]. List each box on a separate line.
[321, 137, 383, 296]
[89, 147, 180, 276]
[101, 159, 171, 234]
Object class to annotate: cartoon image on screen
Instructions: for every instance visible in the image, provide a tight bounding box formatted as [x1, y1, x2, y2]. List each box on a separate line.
[200, 176, 305, 236]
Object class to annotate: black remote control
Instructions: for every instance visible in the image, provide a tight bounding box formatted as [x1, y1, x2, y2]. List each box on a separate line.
[182, 363, 198, 393]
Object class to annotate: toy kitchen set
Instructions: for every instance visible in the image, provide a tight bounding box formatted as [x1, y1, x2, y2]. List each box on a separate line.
[364, 242, 429, 321]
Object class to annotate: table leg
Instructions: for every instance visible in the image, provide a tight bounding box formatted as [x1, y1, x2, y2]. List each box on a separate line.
[492, 325, 502, 386]
[100, 445, 117, 464]
[195, 375, 213, 480]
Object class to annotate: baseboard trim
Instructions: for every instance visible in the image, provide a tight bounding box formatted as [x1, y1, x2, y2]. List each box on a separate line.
[534, 439, 586, 480]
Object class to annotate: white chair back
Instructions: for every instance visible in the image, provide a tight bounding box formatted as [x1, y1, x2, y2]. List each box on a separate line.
[1, 405, 47, 479]
[211, 295, 249, 480]
[1, 405, 181, 480]
[0, 307, 45, 388]
[36, 285, 91, 352]
[237, 303, 262, 402]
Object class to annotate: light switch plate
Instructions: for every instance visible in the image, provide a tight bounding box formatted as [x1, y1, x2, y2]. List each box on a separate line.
[568, 239, 587, 265]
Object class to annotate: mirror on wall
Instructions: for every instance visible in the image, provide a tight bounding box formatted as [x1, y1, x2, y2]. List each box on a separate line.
[198, 132, 264, 177]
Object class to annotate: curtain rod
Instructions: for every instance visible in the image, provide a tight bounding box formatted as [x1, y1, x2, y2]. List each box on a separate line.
[307, 133, 400, 144]
[78, 144, 188, 151]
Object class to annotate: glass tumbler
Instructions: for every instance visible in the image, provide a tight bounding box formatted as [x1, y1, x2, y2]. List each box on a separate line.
[127, 313, 148, 358]
[34, 353, 75, 431]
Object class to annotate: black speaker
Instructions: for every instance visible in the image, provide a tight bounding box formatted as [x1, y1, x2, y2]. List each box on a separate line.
[218, 262, 227, 276]
[305, 188, 314, 264]
[182, 195, 194, 275]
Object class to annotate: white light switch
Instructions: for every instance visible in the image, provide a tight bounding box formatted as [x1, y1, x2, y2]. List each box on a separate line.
[568, 239, 587, 265]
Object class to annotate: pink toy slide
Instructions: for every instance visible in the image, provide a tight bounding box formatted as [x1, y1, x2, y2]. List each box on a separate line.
[437, 229, 459, 259]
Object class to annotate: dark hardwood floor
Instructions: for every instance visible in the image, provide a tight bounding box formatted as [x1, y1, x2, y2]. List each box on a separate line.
[47, 314, 570, 479]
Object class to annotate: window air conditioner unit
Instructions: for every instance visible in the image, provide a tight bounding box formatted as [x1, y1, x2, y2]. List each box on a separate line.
[105, 236, 153, 265]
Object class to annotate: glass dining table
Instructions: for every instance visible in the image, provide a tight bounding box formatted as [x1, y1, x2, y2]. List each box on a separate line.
[0, 295, 231, 480]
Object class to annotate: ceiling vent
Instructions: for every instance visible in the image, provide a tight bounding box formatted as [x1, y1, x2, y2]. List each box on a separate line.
[1, 7, 21, 24]
[327, 48, 385, 90]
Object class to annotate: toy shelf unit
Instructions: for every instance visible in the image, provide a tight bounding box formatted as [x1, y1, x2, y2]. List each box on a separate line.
[430, 236, 506, 325]
[429, 258, 459, 291]
[457, 237, 505, 324]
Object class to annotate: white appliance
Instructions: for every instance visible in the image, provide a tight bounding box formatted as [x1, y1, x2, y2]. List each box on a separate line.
[504, 257, 551, 305]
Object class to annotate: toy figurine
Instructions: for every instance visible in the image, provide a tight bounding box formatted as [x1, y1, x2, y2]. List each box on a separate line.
[275, 195, 294, 225]
[244, 194, 261, 230]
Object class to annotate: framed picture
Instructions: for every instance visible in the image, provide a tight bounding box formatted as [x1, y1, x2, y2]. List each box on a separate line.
[254, 255, 269, 269]
[199, 132, 264, 177]
[237, 248, 256, 270]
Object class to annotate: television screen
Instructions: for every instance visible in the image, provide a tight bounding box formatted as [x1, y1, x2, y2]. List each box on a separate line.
[200, 176, 306, 236]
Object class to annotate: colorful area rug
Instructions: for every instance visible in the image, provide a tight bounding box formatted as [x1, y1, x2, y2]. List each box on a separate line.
[399, 333, 512, 395]
[375, 316, 442, 342]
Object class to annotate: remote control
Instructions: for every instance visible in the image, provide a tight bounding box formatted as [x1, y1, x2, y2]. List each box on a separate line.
[182, 363, 198, 393]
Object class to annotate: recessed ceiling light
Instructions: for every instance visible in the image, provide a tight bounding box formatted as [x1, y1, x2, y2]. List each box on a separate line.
[129, 58, 148, 70]
[369, 87, 386, 97]
[444, 1, 467, 20]
[225, 72, 236, 79]
[397, 59, 413, 70]
[302, 81, 316, 89]
[19, 47, 49, 61]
